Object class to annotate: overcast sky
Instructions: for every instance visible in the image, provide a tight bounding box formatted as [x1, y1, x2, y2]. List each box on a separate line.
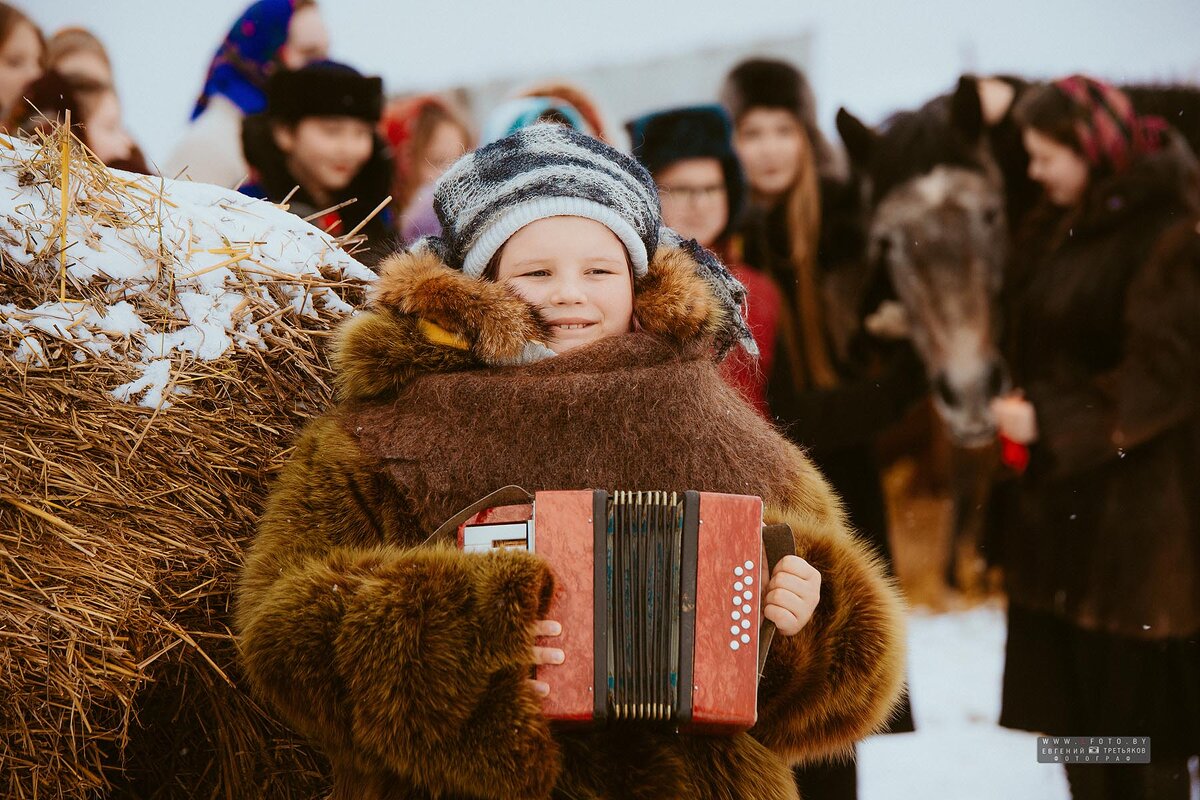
[30, 0, 1200, 166]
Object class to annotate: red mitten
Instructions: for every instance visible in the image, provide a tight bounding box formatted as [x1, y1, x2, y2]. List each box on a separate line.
[999, 434, 1030, 474]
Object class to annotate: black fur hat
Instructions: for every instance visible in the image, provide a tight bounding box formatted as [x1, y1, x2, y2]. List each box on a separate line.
[266, 60, 383, 123]
[720, 58, 835, 172]
[625, 104, 745, 241]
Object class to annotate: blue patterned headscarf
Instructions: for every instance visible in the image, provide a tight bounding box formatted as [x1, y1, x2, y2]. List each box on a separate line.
[191, 0, 297, 120]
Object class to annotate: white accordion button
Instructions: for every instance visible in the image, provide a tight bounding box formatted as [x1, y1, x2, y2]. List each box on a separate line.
[730, 640, 740, 650]
[741, 619, 751, 630]
[740, 633, 751, 644]
[732, 595, 741, 606]
[744, 560, 755, 570]
[731, 625, 739, 635]
[734, 566, 744, 576]
[734, 581, 744, 592]
[732, 610, 741, 621]
[743, 590, 753, 601]
[742, 604, 752, 614]
[745, 576, 753, 586]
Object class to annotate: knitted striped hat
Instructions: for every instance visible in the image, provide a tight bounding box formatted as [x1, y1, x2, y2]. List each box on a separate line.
[424, 123, 662, 278]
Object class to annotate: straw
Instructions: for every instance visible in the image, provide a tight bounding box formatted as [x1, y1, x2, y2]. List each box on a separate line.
[59, 110, 70, 302]
[0, 125, 362, 799]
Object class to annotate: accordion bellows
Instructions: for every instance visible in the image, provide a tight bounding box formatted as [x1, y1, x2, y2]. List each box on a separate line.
[457, 489, 768, 733]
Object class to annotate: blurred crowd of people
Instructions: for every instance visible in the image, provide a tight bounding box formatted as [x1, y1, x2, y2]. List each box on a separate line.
[3, 1, 1197, 799]
[0, 5, 147, 171]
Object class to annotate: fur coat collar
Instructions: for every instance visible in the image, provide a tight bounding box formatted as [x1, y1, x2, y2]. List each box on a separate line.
[331, 242, 740, 404]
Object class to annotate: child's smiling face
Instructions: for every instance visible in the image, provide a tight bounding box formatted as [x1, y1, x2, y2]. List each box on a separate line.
[495, 216, 635, 354]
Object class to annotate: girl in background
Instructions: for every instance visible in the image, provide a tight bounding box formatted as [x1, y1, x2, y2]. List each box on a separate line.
[6, 69, 149, 174]
[723, 57, 923, 800]
[165, 0, 329, 187]
[43, 26, 153, 174]
[380, 94, 472, 244]
[0, 2, 43, 123]
[240, 61, 393, 258]
[627, 103, 782, 416]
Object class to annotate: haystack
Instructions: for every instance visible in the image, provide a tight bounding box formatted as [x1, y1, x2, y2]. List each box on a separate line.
[0, 126, 380, 798]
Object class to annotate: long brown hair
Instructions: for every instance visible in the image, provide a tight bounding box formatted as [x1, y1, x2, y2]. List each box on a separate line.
[792, 124, 837, 388]
[761, 122, 838, 391]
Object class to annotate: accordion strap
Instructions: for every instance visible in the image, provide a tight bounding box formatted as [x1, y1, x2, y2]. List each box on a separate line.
[758, 523, 797, 675]
[427, 484, 534, 545]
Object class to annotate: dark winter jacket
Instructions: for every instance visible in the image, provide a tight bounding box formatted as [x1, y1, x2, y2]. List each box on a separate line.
[740, 179, 926, 454]
[235, 243, 908, 800]
[239, 113, 395, 263]
[1001, 133, 1200, 639]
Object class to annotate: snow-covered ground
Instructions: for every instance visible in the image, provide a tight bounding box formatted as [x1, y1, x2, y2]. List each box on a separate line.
[860, 602, 1199, 800]
[860, 602, 1070, 799]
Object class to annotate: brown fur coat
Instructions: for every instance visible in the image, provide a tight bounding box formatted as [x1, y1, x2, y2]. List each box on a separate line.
[1001, 136, 1200, 638]
[235, 244, 907, 800]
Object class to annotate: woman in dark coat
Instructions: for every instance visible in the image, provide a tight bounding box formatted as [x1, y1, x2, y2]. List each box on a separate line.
[721, 57, 925, 800]
[993, 75, 1200, 800]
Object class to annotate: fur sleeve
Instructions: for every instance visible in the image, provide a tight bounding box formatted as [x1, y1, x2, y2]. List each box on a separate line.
[749, 485, 908, 764]
[235, 417, 562, 798]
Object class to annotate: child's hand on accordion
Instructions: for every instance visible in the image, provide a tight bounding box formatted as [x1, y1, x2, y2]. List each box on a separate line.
[529, 619, 564, 696]
[765, 556, 821, 636]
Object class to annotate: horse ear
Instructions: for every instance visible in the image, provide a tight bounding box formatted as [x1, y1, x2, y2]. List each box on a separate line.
[836, 107, 877, 167]
[951, 75, 984, 143]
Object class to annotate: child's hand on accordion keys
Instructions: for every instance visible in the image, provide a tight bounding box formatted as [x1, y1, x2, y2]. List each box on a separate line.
[529, 619, 564, 696]
[522, 557, 819, 696]
[764, 555, 821, 636]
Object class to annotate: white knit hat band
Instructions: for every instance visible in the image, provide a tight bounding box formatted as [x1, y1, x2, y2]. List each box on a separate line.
[461, 196, 650, 278]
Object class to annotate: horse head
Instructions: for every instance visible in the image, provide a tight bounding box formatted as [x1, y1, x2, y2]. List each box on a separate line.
[837, 77, 1009, 446]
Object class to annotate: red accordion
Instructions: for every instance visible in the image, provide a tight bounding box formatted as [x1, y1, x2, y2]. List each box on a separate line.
[454, 488, 787, 734]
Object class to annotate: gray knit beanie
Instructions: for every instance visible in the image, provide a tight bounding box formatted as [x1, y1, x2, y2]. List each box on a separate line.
[413, 123, 758, 359]
[421, 123, 662, 277]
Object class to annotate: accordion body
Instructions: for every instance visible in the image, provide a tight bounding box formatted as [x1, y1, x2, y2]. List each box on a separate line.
[457, 489, 767, 733]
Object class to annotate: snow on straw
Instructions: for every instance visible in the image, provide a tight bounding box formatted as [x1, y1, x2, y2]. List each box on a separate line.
[0, 133, 377, 408]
